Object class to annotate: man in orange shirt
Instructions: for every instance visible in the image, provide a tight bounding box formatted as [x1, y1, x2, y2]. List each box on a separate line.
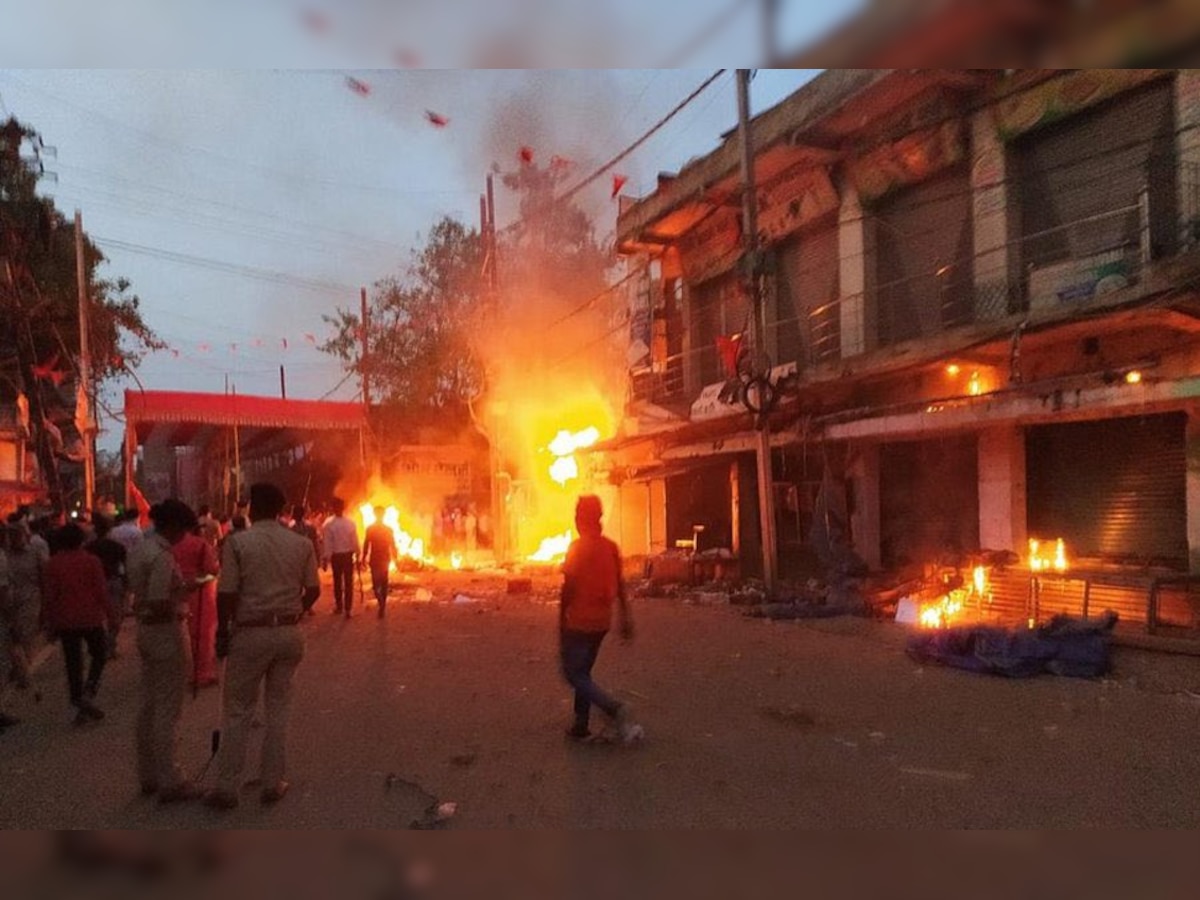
[559, 495, 643, 744]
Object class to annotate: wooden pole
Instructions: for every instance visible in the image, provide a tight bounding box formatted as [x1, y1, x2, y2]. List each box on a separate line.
[360, 286, 370, 408]
[74, 209, 95, 513]
[736, 70, 778, 594]
[279, 364, 287, 399]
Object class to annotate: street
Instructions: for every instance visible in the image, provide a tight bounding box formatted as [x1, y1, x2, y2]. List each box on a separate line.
[4, 569, 1200, 828]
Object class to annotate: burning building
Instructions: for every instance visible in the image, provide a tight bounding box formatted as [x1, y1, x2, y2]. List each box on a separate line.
[601, 50, 1200, 634]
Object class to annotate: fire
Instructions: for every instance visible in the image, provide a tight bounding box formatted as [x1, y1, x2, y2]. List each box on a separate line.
[359, 503, 427, 565]
[919, 592, 965, 629]
[529, 530, 572, 563]
[547, 426, 600, 487]
[1029, 537, 1068, 572]
[450, 552, 464, 570]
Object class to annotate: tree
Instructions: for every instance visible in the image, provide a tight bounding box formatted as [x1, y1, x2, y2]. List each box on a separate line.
[1, 116, 161, 510]
[321, 159, 611, 422]
[322, 216, 485, 421]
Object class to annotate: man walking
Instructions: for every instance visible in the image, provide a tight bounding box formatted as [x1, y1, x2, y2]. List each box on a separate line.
[86, 515, 127, 660]
[559, 495, 643, 744]
[206, 482, 320, 810]
[321, 497, 357, 617]
[128, 499, 202, 803]
[361, 505, 397, 619]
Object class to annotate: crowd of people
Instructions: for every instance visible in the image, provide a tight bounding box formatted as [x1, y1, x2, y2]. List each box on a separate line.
[0, 487, 641, 811]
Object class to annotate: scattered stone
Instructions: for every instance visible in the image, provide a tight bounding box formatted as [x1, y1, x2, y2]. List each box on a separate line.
[759, 705, 817, 729]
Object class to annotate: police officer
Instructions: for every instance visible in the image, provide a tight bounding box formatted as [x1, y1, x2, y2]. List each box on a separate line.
[205, 482, 319, 810]
[128, 499, 202, 803]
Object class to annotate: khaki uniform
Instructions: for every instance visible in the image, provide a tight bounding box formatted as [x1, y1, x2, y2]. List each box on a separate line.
[127, 533, 190, 790]
[215, 520, 318, 794]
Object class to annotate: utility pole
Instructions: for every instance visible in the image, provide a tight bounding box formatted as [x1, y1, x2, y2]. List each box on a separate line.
[482, 173, 508, 562]
[736, 69, 779, 594]
[360, 286, 370, 407]
[279, 364, 287, 399]
[74, 209, 95, 513]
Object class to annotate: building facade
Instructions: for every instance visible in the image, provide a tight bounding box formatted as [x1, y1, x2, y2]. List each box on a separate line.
[605, 66, 1200, 632]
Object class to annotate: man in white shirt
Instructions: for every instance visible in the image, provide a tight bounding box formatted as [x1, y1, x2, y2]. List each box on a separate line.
[321, 497, 358, 617]
[110, 509, 145, 555]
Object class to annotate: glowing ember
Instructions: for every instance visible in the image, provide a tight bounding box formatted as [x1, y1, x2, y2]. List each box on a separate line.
[972, 565, 987, 597]
[528, 530, 572, 563]
[450, 552, 463, 570]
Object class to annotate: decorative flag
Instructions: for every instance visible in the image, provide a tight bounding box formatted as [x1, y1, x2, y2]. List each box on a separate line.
[32, 353, 66, 386]
[304, 333, 317, 344]
[425, 109, 449, 128]
[550, 155, 573, 171]
[518, 146, 534, 164]
[281, 338, 289, 350]
[170, 348, 180, 358]
[15, 392, 29, 435]
[230, 343, 238, 353]
[198, 343, 212, 353]
[129, 480, 152, 529]
[717, 333, 744, 377]
[302, 9, 330, 32]
[611, 173, 628, 199]
[253, 338, 264, 348]
[345, 76, 371, 97]
[74, 383, 90, 438]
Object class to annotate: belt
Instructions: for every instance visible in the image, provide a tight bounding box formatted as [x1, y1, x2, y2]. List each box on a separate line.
[138, 612, 187, 625]
[237, 612, 302, 628]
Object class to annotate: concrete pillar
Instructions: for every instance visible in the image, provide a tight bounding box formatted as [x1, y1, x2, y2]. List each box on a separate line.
[848, 443, 881, 570]
[977, 425, 1027, 552]
[837, 180, 874, 358]
[971, 111, 1011, 321]
[1176, 71, 1200, 251]
[648, 477, 668, 556]
[729, 460, 741, 556]
[1186, 413, 1200, 574]
[681, 281, 703, 398]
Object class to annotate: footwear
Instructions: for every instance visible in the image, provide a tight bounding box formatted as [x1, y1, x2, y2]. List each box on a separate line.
[158, 782, 201, 805]
[565, 723, 591, 741]
[260, 780, 290, 804]
[377, 606, 385, 619]
[614, 705, 644, 745]
[73, 700, 105, 723]
[203, 789, 239, 811]
[333, 605, 343, 614]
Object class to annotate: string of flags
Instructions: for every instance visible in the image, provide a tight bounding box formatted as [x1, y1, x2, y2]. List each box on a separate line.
[154, 330, 326, 361]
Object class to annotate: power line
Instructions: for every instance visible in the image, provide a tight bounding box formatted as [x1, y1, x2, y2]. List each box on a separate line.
[553, 69, 727, 207]
[91, 236, 358, 294]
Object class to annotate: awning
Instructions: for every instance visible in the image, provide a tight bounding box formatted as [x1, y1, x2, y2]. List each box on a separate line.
[125, 390, 366, 444]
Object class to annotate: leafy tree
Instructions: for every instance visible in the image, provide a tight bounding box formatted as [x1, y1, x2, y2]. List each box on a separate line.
[322, 216, 485, 420]
[1, 116, 161, 509]
[321, 159, 611, 423]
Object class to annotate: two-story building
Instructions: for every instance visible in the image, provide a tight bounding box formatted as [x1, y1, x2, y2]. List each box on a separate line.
[603, 64, 1200, 632]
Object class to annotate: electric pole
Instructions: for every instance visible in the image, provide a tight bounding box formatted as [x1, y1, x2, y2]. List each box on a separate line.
[737, 69, 779, 593]
[75, 209, 95, 513]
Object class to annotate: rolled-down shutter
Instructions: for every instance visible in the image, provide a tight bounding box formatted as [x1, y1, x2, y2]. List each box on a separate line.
[1014, 77, 1177, 264]
[1025, 413, 1187, 567]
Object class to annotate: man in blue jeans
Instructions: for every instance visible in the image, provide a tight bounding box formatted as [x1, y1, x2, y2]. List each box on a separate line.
[559, 495, 643, 744]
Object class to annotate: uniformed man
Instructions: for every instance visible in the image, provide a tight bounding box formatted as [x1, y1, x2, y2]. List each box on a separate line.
[205, 482, 320, 810]
[128, 499, 202, 803]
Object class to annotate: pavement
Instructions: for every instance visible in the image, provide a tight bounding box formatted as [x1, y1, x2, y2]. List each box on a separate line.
[4, 569, 1200, 828]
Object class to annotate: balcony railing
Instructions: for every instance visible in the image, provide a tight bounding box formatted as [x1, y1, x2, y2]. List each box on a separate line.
[627, 188, 1200, 413]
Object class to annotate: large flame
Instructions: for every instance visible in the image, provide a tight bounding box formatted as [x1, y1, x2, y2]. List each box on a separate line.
[1029, 537, 1068, 573]
[529, 530, 572, 563]
[360, 503, 427, 566]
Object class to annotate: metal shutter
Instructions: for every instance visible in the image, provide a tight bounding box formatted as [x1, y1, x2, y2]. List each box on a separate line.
[1014, 77, 1177, 267]
[873, 164, 975, 347]
[778, 223, 839, 366]
[1025, 413, 1187, 568]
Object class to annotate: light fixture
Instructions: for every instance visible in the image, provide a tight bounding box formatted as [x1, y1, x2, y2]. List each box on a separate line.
[945, 363, 960, 376]
[1124, 370, 1142, 385]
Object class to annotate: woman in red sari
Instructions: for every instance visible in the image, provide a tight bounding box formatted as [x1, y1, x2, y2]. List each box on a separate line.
[171, 525, 220, 687]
